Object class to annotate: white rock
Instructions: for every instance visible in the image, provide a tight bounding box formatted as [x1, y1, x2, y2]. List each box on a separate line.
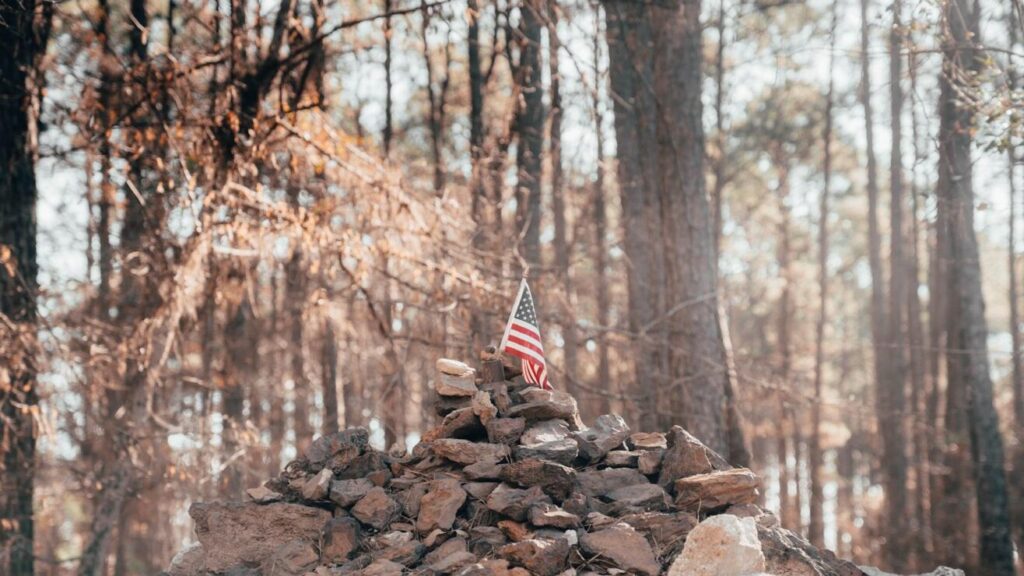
[667, 514, 766, 576]
[861, 567, 966, 576]
[437, 358, 476, 377]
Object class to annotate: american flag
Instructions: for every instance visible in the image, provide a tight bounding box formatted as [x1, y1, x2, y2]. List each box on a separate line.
[499, 278, 552, 390]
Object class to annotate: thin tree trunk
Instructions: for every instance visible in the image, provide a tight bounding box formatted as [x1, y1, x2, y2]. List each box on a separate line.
[0, 0, 46, 571]
[937, 1, 1015, 572]
[711, 0, 727, 269]
[322, 318, 339, 435]
[883, 1, 910, 567]
[548, 0, 577, 403]
[514, 0, 544, 268]
[383, 0, 394, 157]
[287, 247, 312, 453]
[223, 284, 255, 496]
[809, 1, 837, 547]
[269, 270, 285, 475]
[592, 8, 611, 415]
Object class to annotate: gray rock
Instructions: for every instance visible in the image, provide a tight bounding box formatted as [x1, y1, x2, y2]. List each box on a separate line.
[604, 450, 641, 468]
[577, 467, 648, 496]
[515, 437, 578, 466]
[330, 478, 375, 508]
[658, 426, 730, 489]
[433, 439, 510, 465]
[487, 417, 527, 445]
[606, 482, 668, 511]
[579, 522, 660, 576]
[528, 503, 580, 529]
[498, 538, 570, 576]
[574, 414, 630, 462]
[486, 484, 552, 521]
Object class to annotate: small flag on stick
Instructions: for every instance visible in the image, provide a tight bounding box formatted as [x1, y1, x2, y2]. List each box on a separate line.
[499, 278, 552, 390]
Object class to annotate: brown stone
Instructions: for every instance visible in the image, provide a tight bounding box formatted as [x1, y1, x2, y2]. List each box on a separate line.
[505, 390, 580, 426]
[577, 467, 648, 496]
[246, 485, 283, 504]
[435, 407, 486, 440]
[330, 478, 375, 507]
[528, 503, 580, 529]
[604, 450, 641, 467]
[498, 538, 570, 576]
[486, 417, 526, 445]
[673, 468, 760, 511]
[606, 482, 669, 511]
[497, 520, 534, 542]
[432, 439, 510, 465]
[351, 487, 402, 530]
[437, 372, 478, 397]
[638, 449, 665, 475]
[620, 511, 698, 557]
[304, 427, 369, 470]
[464, 481, 499, 500]
[417, 477, 467, 533]
[629, 432, 668, 450]
[472, 391, 499, 425]
[189, 502, 331, 574]
[500, 458, 577, 501]
[260, 539, 318, 576]
[579, 522, 660, 576]
[464, 459, 506, 480]
[658, 426, 730, 489]
[514, 437, 578, 466]
[321, 517, 361, 563]
[301, 468, 333, 501]
[486, 484, 551, 521]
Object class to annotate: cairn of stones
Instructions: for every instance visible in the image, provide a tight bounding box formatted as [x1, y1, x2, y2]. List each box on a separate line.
[166, 353, 866, 576]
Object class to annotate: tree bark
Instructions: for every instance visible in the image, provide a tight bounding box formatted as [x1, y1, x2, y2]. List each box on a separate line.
[0, 0, 46, 572]
[809, 0, 837, 547]
[592, 9, 611, 415]
[883, 1, 910, 567]
[601, 0, 666, 432]
[514, 0, 544, 268]
[936, 1, 1015, 572]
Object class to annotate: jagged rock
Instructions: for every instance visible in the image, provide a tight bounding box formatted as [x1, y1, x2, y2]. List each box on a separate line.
[659, 426, 730, 489]
[487, 417, 526, 445]
[437, 373, 479, 397]
[464, 481, 499, 500]
[620, 511, 698, 557]
[674, 468, 760, 511]
[246, 485, 283, 504]
[579, 522, 660, 576]
[605, 482, 668, 511]
[577, 467, 648, 496]
[500, 458, 576, 501]
[321, 517, 362, 563]
[435, 394, 474, 417]
[574, 414, 630, 462]
[473, 391, 499, 425]
[666, 514, 765, 576]
[498, 519, 534, 542]
[425, 538, 477, 573]
[487, 484, 551, 521]
[372, 539, 425, 566]
[520, 419, 572, 445]
[430, 407, 485, 440]
[351, 487, 402, 530]
[638, 449, 665, 475]
[358, 558, 405, 576]
[498, 538, 570, 576]
[261, 539, 319, 576]
[464, 459, 506, 480]
[417, 477, 468, 532]
[457, 559, 531, 576]
[629, 432, 668, 450]
[506, 390, 580, 426]
[330, 478, 375, 508]
[484, 382, 514, 415]
[757, 520, 865, 576]
[399, 481, 429, 517]
[301, 468, 333, 501]
[305, 427, 370, 470]
[433, 439, 510, 465]
[515, 437, 578, 466]
[337, 451, 389, 480]
[189, 502, 331, 573]
[528, 503, 580, 528]
[604, 450, 641, 467]
[166, 542, 205, 576]
[469, 526, 508, 555]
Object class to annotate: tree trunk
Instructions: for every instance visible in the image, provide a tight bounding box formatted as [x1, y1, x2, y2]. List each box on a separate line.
[937, 1, 1015, 572]
[592, 9, 611, 415]
[287, 248, 312, 453]
[223, 284, 256, 496]
[650, 0, 738, 455]
[809, 1, 837, 547]
[0, 0, 46, 572]
[322, 319, 339, 435]
[601, 0, 666, 432]
[515, 0, 544, 268]
[548, 1, 577, 403]
[883, 1, 910, 567]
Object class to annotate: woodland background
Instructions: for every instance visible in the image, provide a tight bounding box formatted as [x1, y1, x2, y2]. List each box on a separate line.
[0, 0, 1022, 574]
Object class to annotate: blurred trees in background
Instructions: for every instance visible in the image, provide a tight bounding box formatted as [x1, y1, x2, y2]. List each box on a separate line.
[0, 0, 1022, 574]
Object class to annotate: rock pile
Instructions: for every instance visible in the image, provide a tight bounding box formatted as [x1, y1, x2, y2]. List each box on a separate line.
[166, 355, 867, 576]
